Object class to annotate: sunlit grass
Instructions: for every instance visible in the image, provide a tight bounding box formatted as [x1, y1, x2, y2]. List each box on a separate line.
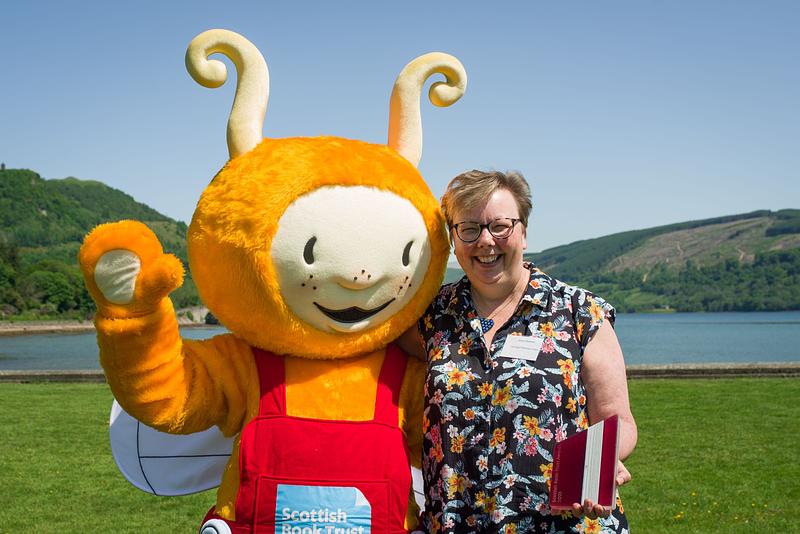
[622, 378, 799, 533]
[0, 378, 797, 532]
[0, 383, 212, 533]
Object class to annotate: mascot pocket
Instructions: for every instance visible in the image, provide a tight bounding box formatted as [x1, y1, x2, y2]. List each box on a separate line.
[253, 477, 389, 534]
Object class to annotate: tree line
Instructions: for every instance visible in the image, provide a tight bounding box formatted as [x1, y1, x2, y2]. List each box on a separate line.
[570, 248, 800, 313]
[3, 236, 799, 319]
[3, 243, 799, 319]
[0, 237, 199, 320]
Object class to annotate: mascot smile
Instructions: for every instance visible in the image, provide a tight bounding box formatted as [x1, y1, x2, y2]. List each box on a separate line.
[79, 29, 466, 533]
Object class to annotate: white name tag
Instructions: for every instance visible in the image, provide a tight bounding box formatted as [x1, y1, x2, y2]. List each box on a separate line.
[498, 335, 544, 361]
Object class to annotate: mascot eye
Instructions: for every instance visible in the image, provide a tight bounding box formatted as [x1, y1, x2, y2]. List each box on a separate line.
[304, 237, 317, 265]
[402, 240, 414, 267]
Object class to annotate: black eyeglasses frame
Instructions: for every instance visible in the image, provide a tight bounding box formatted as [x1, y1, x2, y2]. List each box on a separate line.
[450, 218, 522, 243]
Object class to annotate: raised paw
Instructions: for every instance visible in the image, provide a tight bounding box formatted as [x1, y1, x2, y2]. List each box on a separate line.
[79, 220, 184, 317]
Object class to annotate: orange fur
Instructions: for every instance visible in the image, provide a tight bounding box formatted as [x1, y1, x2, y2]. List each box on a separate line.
[81, 133, 447, 529]
[188, 136, 449, 358]
[83, 111, 449, 532]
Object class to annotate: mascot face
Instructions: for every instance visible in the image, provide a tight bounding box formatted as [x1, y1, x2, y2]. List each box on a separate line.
[272, 185, 431, 333]
[183, 31, 464, 358]
[188, 136, 449, 358]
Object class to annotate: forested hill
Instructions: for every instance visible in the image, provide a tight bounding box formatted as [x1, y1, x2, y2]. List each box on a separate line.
[444, 210, 800, 312]
[532, 210, 800, 279]
[0, 168, 196, 318]
[528, 210, 800, 312]
[0, 168, 171, 247]
[2, 167, 798, 317]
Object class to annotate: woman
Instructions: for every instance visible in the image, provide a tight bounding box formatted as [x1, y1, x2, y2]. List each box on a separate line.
[399, 170, 636, 533]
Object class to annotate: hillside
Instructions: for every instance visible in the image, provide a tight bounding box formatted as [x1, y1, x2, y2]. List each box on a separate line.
[2, 166, 798, 316]
[529, 210, 800, 278]
[0, 168, 198, 318]
[606, 216, 800, 272]
[446, 210, 800, 312]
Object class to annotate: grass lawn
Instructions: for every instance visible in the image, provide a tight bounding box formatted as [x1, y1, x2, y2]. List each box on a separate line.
[0, 378, 798, 533]
[623, 378, 799, 532]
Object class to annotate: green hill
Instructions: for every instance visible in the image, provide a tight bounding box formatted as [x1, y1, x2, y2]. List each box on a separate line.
[446, 210, 800, 312]
[532, 210, 800, 278]
[0, 168, 197, 319]
[2, 166, 798, 317]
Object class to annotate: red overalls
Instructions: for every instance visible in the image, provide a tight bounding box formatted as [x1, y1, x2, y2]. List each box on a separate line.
[202, 344, 413, 534]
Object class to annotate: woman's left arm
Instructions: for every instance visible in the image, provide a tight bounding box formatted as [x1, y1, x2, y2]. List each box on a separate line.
[582, 320, 638, 462]
[567, 320, 637, 519]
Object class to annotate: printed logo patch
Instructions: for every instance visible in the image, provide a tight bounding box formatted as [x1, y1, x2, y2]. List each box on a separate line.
[276, 484, 371, 534]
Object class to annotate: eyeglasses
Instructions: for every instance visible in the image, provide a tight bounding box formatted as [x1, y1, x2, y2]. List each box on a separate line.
[451, 218, 521, 243]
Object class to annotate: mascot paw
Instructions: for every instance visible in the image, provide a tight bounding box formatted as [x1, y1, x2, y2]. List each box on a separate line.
[79, 220, 184, 316]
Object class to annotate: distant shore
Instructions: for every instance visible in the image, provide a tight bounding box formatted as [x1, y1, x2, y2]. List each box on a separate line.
[0, 307, 211, 336]
[0, 320, 96, 337]
[3, 362, 799, 382]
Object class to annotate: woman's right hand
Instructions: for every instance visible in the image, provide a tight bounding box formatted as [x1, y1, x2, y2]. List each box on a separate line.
[560, 461, 631, 519]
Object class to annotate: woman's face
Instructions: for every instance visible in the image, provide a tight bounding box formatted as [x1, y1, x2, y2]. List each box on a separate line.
[451, 188, 528, 293]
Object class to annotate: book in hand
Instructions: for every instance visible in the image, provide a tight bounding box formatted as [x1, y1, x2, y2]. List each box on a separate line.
[549, 414, 620, 512]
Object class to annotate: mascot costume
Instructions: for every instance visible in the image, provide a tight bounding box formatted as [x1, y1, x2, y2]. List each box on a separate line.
[78, 29, 466, 533]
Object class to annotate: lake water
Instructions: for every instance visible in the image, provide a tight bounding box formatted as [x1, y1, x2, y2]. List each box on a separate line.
[1, 312, 798, 370]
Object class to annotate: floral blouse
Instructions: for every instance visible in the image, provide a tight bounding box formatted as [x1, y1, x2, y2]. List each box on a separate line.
[419, 263, 629, 534]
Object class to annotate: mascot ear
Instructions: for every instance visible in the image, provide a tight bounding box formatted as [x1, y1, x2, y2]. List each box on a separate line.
[388, 53, 467, 167]
[186, 29, 270, 159]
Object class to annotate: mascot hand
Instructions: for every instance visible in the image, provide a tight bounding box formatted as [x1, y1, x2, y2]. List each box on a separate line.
[79, 220, 184, 318]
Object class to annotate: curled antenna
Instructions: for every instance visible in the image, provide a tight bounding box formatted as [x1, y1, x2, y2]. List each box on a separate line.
[388, 53, 467, 167]
[185, 29, 269, 159]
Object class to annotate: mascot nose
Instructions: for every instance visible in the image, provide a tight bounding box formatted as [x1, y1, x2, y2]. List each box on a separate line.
[335, 269, 382, 290]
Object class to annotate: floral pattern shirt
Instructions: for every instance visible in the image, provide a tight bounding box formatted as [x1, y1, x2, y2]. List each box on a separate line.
[419, 263, 629, 534]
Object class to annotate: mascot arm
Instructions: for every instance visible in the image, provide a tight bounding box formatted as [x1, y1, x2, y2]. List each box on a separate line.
[399, 355, 427, 469]
[80, 220, 254, 436]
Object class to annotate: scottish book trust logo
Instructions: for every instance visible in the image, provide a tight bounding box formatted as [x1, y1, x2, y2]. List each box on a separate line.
[276, 484, 372, 534]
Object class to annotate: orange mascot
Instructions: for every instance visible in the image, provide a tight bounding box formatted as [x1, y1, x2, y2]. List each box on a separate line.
[79, 29, 466, 533]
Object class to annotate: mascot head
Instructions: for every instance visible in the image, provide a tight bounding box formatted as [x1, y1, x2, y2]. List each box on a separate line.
[185, 30, 466, 358]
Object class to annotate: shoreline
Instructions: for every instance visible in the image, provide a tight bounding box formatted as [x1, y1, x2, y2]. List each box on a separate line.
[0, 307, 212, 337]
[2, 362, 799, 383]
[4, 308, 799, 336]
[0, 321, 96, 337]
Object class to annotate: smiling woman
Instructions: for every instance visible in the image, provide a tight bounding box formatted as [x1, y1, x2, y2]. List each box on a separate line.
[399, 169, 637, 534]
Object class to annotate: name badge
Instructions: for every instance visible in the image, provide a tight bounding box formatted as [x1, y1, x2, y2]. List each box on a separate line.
[498, 334, 544, 361]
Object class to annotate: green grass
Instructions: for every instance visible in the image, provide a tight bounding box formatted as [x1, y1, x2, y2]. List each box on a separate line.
[0, 384, 212, 533]
[0, 379, 797, 533]
[623, 378, 799, 532]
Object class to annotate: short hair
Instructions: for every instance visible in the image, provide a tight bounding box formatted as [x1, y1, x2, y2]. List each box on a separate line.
[441, 169, 532, 229]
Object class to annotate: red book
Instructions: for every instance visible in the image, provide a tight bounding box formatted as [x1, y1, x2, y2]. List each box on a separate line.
[550, 415, 620, 511]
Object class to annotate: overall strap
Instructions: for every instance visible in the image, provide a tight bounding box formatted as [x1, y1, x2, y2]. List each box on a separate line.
[373, 343, 408, 426]
[252, 347, 286, 416]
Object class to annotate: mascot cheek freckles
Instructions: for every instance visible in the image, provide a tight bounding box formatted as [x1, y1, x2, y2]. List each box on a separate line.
[79, 29, 466, 533]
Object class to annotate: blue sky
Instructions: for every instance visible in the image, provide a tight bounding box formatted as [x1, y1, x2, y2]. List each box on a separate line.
[2, 1, 798, 252]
